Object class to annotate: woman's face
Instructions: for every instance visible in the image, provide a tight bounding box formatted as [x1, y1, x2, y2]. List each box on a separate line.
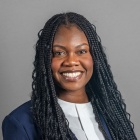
[51, 25, 93, 93]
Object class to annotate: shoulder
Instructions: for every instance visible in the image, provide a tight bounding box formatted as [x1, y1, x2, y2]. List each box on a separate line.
[7, 100, 32, 123]
[2, 101, 41, 140]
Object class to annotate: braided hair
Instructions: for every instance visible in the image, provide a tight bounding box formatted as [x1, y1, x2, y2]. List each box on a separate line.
[31, 12, 137, 140]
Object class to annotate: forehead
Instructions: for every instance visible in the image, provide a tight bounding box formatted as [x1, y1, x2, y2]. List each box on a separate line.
[55, 24, 82, 33]
[53, 25, 88, 43]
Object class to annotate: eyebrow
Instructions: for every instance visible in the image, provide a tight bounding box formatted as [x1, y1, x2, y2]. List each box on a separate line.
[53, 43, 89, 49]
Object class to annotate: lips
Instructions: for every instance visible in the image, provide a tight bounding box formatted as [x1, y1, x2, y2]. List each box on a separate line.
[60, 71, 83, 81]
[62, 72, 81, 77]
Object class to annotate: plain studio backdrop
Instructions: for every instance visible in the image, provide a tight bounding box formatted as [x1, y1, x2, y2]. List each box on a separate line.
[0, 0, 140, 139]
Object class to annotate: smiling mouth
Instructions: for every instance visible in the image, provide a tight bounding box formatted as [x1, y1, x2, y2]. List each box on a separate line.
[62, 72, 81, 78]
[61, 71, 83, 81]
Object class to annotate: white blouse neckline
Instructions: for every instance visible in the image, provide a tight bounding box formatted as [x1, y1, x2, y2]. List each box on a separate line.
[57, 98, 105, 140]
[58, 98, 94, 118]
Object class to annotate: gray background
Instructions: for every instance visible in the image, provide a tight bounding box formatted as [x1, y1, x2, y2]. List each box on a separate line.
[0, 0, 140, 139]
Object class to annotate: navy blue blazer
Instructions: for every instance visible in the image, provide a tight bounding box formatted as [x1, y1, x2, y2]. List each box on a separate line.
[2, 101, 112, 140]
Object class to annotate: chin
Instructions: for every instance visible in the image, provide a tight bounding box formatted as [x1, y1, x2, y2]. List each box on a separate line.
[60, 84, 85, 92]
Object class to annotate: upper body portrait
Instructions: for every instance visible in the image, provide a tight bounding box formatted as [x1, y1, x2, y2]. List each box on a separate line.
[2, 12, 137, 140]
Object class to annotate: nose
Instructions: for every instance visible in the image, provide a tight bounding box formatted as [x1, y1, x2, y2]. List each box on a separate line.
[62, 54, 79, 67]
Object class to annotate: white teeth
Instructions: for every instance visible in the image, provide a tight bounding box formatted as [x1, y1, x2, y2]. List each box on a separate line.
[62, 72, 81, 78]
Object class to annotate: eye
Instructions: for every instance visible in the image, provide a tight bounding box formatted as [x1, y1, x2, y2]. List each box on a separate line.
[53, 51, 66, 57]
[77, 49, 87, 55]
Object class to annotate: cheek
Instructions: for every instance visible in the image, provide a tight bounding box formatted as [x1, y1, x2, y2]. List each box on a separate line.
[51, 60, 59, 82]
[51, 59, 57, 74]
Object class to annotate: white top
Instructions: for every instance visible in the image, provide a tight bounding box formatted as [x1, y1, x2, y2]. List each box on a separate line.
[58, 98, 105, 140]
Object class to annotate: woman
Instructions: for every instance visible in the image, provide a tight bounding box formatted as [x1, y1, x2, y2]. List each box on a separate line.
[2, 12, 137, 140]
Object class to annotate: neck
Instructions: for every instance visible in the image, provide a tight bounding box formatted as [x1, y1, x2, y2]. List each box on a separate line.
[57, 89, 89, 103]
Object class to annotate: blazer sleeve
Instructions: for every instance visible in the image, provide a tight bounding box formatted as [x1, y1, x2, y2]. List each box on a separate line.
[2, 115, 29, 140]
